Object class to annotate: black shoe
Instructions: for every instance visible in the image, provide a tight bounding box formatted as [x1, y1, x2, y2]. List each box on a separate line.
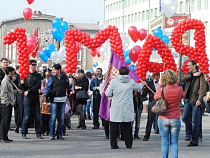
[76, 124, 82, 129]
[67, 126, 71, 130]
[6, 138, 13, 141]
[1, 140, 9, 143]
[143, 137, 149, 141]
[184, 137, 191, 141]
[88, 116, 92, 120]
[50, 136, 55, 140]
[106, 136, 109, 139]
[81, 125, 86, 129]
[15, 128, 19, 133]
[84, 114, 87, 119]
[57, 136, 65, 140]
[37, 135, 43, 139]
[111, 146, 119, 149]
[92, 126, 99, 129]
[154, 131, 159, 134]
[187, 142, 198, 146]
[134, 135, 141, 140]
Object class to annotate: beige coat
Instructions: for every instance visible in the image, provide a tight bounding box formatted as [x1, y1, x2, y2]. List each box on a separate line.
[1, 75, 14, 106]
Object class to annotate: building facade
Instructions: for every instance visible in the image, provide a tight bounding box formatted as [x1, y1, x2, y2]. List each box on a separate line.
[0, 11, 100, 72]
[104, 0, 210, 65]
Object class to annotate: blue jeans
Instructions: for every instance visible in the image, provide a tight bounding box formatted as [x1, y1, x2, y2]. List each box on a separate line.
[182, 99, 200, 144]
[134, 104, 143, 136]
[50, 102, 65, 137]
[21, 99, 41, 136]
[83, 100, 91, 117]
[158, 118, 181, 158]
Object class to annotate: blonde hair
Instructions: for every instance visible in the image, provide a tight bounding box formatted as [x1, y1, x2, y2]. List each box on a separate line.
[161, 70, 177, 84]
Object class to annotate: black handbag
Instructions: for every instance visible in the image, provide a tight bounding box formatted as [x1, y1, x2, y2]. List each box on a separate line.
[151, 87, 168, 114]
[76, 91, 89, 99]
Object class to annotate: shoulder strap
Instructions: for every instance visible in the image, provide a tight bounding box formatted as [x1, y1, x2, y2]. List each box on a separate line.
[161, 86, 165, 99]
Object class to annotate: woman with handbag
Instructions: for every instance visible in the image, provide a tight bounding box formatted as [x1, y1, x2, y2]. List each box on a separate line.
[75, 69, 89, 129]
[154, 70, 185, 158]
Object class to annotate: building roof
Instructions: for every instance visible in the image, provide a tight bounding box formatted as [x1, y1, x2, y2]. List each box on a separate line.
[69, 23, 99, 31]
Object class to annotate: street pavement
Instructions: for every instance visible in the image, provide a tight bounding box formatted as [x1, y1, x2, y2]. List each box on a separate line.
[1, 113, 210, 158]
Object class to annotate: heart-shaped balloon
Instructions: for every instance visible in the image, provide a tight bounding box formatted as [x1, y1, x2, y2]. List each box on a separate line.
[27, 0, 35, 5]
[129, 47, 139, 63]
[23, 8, 32, 20]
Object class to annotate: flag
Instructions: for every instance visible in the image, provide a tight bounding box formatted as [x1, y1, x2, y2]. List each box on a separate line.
[99, 51, 140, 121]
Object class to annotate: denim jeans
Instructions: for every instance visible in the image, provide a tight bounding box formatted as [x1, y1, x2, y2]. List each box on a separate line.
[158, 118, 181, 158]
[182, 99, 200, 144]
[83, 100, 91, 117]
[50, 102, 65, 137]
[21, 99, 41, 136]
[134, 104, 143, 136]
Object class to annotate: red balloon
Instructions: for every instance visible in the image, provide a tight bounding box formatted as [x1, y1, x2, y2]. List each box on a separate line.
[27, 0, 34, 5]
[89, 50, 96, 57]
[23, 8, 32, 21]
[138, 29, 147, 41]
[128, 26, 139, 42]
[27, 35, 37, 43]
[129, 48, 139, 63]
[95, 47, 101, 57]
[27, 40, 36, 54]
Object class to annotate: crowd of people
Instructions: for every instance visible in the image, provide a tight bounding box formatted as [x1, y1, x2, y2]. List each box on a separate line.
[0, 58, 209, 158]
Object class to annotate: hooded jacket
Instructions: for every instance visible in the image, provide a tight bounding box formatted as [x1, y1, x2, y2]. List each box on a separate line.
[105, 75, 144, 122]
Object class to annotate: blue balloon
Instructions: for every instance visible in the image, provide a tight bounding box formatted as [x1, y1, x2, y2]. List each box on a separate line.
[47, 43, 55, 50]
[125, 56, 131, 63]
[129, 64, 136, 72]
[153, 28, 163, 37]
[39, 50, 48, 62]
[52, 27, 62, 41]
[57, 30, 65, 42]
[161, 35, 170, 45]
[94, 62, 98, 67]
[45, 45, 55, 57]
[124, 50, 129, 57]
[153, 47, 156, 51]
[52, 18, 62, 28]
[61, 21, 68, 31]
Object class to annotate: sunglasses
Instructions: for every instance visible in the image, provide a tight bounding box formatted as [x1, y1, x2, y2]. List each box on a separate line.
[31, 64, 37, 66]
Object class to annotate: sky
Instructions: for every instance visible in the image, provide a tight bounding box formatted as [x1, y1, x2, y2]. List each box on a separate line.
[0, 0, 104, 23]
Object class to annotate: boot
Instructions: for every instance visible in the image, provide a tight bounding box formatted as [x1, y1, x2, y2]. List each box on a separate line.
[81, 120, 86, 129]
[84, 114, 87, 120]
[76, 120, 82, 129]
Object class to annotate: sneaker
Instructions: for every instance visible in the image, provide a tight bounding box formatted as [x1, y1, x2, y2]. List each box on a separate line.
[88, 116, 92, 120]
[184, 137, 191, 141]
[50, 136, 55, 140]
[134, 135, 141, 140]
[22, 135, 28, 139]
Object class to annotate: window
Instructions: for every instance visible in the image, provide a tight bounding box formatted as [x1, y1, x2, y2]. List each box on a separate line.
[204, 21, 208, 35]
[131, 14, 134, 23]
[116, 18, 118, 25]
[111, 4, 112, 12]
[125, 0, 127, 7]
[128, 0, 130, 7]
[154, 8, 157, 17]
[105, 6, 107, 13]
[121, 16, 123, 25]
[110, 19, 112, 25]
[135, 0, 138, 5]
[135, 13, 137, 23]
[139, 0, 141, 4]
[142, 0, 145, 3]
[128, 14, 130, 24]
[185, 0, 189, 13]
[150, 9, 153, 19]
[146, 10, 148, 20]
[142, 11, 145, 21]
[108, 5, 110, 13]
[118, 17, 121, 26]
[191, 0, 195, 12]
[119, 1, 122, 9]
[125, 15, 127, 24]
[77, 51, 81, 61]
[138, 12, 141, 22]
[179, 2, 183, 13]
[204, 0, 208, 9]
[132, 0, 134, 6]
[113, 3, 115, 11]
[113, 18, 115, 25]
[116, 2, 118, 10]
[197, 0, 201, 10]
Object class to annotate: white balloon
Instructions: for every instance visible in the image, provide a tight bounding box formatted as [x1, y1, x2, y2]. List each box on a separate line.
[99, 20, 108, 30]
[120, 32, 130, 50]
[51, 51, 63, 63]
[161, 0, 178, 17]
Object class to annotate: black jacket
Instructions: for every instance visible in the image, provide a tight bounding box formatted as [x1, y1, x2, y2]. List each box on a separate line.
[142, 80, 157, 106]
[75, 77, 89, 94]
[21, 71, 41, 100]
[0, 68, 5, 85]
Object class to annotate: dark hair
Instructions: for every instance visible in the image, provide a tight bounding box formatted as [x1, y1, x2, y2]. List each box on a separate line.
[52, 64, 61, 70]
[78, 69, 84, 74]
[1, 58, 8, 62]
[119, 67, 129, 75]
[96, 68, 102, 72]
[29, 59, 36, 65]
[86, 72, 92, 78]
[152, 73, 160, 78]
[16, 65, 19, 70]
[47, 68, 52, 73]
[5, 66, 15, 75]
[188, 60, 199, 71]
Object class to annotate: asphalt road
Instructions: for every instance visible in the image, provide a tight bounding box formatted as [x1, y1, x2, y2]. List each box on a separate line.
[1, 113, 210, 158]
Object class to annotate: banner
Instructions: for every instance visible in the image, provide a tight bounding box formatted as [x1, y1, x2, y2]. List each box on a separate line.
[99, 51, 140, 121]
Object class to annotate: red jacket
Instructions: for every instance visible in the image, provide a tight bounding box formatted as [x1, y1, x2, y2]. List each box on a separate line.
[154, 84, 185, 119]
